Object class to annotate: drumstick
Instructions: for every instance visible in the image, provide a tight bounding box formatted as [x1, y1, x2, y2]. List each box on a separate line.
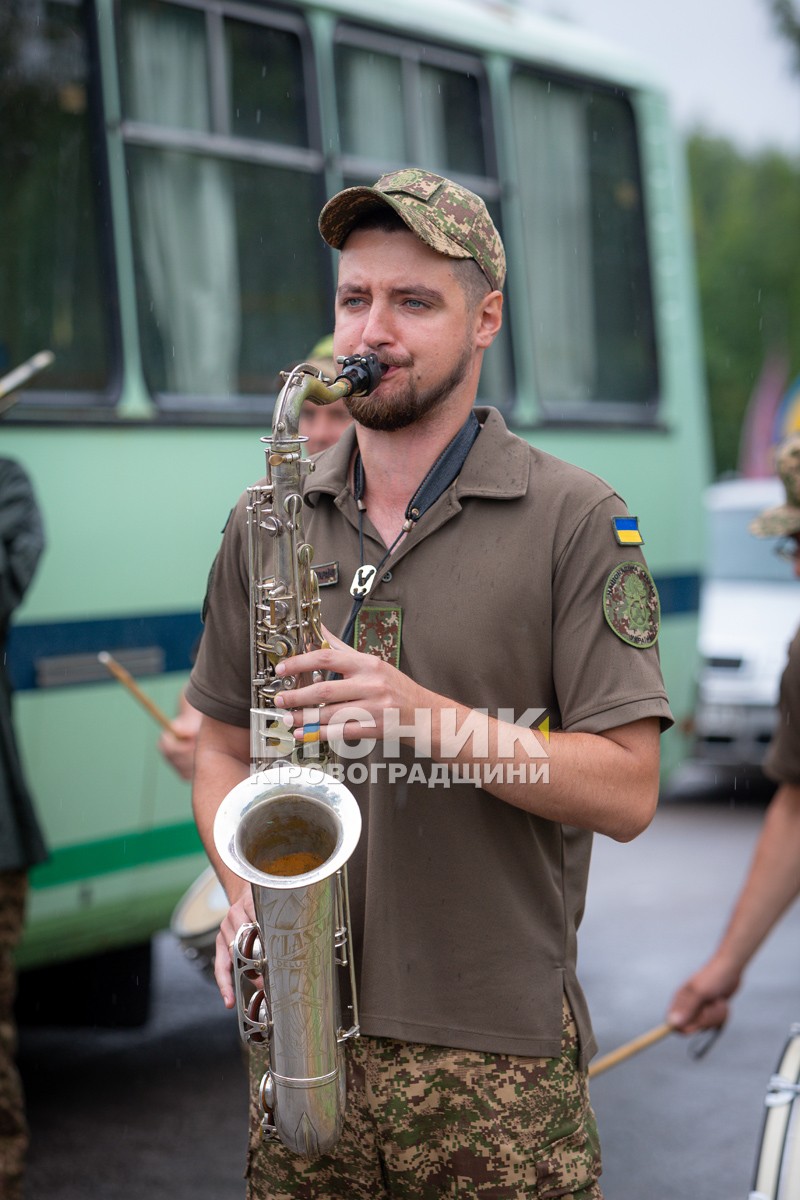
[588, 1023, 673, 1078]
[0, 349, 55, 405]
[98, 651, 187, 737]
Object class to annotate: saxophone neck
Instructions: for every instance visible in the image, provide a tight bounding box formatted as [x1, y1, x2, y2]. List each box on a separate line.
[271, 354, 383, 448]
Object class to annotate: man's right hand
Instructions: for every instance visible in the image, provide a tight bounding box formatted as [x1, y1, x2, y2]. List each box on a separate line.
[667, 959, 740, 1033]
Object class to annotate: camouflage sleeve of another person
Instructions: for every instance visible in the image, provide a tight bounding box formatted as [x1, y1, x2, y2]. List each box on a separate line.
[763, 626, 800, 784]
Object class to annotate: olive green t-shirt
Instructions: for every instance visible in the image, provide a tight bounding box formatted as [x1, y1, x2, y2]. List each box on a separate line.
[187, 408, 672, 1063]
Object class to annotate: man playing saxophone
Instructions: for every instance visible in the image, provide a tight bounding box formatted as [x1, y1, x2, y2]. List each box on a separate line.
[187, 168, 672, 1199]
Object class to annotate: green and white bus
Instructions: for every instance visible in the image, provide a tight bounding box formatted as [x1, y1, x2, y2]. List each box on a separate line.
[2, 0, 711, 1016]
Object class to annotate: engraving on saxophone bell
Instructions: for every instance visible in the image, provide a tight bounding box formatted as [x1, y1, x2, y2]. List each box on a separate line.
[214, 357, 381, 1159]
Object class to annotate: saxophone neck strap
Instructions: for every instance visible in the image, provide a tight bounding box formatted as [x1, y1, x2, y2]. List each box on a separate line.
[352, 408, 480, 525]
[341, 410, 481, 647]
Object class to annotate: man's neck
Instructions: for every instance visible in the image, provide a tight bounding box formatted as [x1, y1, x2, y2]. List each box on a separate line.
[352, 402, 477, 548]
[355, 401, 471, 501]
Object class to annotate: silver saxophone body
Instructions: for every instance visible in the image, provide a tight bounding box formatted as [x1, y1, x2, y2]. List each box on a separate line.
[213, 354, 383, 1158]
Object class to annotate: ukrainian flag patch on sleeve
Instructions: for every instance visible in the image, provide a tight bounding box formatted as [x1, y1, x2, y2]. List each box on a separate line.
[612, 516, 644, 546]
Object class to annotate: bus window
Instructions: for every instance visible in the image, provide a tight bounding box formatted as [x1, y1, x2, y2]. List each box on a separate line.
[511, 71, 659, 419]
[226, 19, 308, 146]
[334, 27, 512, 411]
[335, 41, 486, 178]
[0, 0, 115, 406]
[416, 64, 486, 179]
[118, 0, 330, 411]
[336, 46, 407, 163]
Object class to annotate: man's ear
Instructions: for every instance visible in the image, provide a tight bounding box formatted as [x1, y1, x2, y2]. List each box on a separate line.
[475, 291, 503, 349]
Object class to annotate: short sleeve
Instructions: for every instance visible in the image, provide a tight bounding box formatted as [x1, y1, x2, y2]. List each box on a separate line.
[551, 491, 673, 734]
[185, 491, 251, 727]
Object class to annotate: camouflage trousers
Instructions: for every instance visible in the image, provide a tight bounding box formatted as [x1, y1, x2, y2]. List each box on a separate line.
[0, 870, 28, 1200]
[245, 996, 603, 1199]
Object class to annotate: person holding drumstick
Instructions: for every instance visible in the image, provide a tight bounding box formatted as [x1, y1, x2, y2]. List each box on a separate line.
[668, 433, 800, 1034]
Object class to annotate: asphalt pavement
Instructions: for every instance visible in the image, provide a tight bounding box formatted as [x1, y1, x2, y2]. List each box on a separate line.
[584, 767, 798, 1200]
[17, 767, 800, 1200]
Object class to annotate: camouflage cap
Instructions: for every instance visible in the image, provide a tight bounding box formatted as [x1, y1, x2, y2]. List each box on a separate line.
[318, 168, 506, 292]
[750, 433, 800, 537]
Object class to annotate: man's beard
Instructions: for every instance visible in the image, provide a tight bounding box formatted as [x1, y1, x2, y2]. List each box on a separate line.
[345, 341, 473, 432]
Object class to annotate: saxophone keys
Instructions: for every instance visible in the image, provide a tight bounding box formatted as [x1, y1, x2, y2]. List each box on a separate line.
[264, 634, 292, 666]
[245, 988, 271, 1045]
[259, 1072, 276, 1120]
[258, 1074, 280, 1142]
[262, 515, 282, 537]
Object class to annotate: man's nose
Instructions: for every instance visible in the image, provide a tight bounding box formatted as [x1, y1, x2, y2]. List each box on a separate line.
[359, 300, 393, 350]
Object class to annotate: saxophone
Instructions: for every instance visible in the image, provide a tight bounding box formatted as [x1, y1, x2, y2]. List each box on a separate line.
[213, 354, 383, 1158]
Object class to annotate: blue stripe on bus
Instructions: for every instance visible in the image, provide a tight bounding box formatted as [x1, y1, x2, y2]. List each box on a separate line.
[7, 611, 203, 691]
[7, 572, 700, 693]
[653, 573, 701, 616]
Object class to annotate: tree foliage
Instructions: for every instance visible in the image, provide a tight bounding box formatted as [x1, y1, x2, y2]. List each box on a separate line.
[686, 132, 800, 474]
[768, 0, 800, 73]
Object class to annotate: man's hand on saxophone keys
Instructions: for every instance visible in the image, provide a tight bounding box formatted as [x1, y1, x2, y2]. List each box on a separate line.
[272, 626, 425, 744]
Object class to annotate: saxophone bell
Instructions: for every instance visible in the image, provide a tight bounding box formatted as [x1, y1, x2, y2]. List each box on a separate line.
[214, 763, 362, 1159]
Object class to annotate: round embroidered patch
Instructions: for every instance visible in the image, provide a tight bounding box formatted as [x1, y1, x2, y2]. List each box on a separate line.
[602, 561, 660, 648]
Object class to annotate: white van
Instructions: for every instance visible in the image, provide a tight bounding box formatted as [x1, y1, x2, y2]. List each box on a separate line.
[693, 477, 800, 768]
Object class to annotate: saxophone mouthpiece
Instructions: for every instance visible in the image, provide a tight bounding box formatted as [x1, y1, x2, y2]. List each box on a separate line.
[335, 354, 385, 397]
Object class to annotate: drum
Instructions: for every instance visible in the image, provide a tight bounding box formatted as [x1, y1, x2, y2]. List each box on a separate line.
[750, 1023, 800, 1200]
[170, 865, 228, 981]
